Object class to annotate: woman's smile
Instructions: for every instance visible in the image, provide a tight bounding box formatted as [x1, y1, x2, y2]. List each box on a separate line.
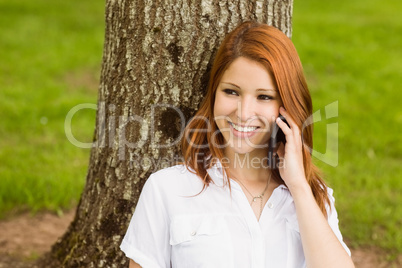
[228, 120, 260, 138]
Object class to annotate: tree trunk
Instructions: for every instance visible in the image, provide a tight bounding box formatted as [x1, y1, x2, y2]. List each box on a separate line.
[38, 0, 293, 267]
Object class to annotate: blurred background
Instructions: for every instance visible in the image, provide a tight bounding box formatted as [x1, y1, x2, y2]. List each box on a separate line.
[0, 0, 401, 263]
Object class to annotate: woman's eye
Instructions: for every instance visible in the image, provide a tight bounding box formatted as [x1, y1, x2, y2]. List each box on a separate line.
[258, 95, 273, 100]
[223, 89, 238, 96]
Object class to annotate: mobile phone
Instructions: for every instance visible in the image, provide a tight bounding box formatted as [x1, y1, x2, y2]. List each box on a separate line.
[268, 115, 289, 168]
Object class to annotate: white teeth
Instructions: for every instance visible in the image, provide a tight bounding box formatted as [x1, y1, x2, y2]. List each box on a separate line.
[229, 122, 258, 132]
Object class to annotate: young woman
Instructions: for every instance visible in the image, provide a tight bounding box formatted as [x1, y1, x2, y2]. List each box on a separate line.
[121, 21, 354, 268]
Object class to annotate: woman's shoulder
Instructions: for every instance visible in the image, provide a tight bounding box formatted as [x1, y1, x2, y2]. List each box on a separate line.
[277, 185, 336, 214]
[150, 164, 197, 180]
[146, 164, 203, 191]
[283, 185, 336, 203]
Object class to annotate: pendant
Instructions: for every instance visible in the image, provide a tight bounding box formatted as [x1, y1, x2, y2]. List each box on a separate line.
[253, 195, 262, 202]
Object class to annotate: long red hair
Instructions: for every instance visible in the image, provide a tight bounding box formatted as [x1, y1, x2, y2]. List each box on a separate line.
[181, 21, 330, 216]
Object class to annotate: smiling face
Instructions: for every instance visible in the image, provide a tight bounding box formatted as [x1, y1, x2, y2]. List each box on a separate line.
[213, 56, 283, 156]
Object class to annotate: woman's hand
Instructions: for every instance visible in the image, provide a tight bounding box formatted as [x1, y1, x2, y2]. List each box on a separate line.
[275, 107, 309, 192]
[276, 107, 355, 268]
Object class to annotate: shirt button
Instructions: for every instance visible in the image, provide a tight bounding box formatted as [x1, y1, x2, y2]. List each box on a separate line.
[267, 202, 274, 209]
[190, 231, 197, 236]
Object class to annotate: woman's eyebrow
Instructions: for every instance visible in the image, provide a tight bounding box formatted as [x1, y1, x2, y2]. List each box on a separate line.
[220, 82, 276, 92]
[220, 82, 240, 88]
[256, 88, 276, 92]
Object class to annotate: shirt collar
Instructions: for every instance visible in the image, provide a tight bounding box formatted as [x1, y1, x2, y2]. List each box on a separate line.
[207, 158, 288, 191]
[207, 158, 233, 188]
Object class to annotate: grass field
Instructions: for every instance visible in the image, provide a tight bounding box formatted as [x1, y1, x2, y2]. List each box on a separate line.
[0, 0, 401, 256]
[0, 0, 103, 215]
[293, 0, 402, 255]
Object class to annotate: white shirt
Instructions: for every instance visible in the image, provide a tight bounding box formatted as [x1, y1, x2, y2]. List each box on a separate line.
[120, 164, 351, 268]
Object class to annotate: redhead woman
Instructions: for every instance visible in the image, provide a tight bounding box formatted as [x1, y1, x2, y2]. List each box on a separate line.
[120, 21, 355, 268]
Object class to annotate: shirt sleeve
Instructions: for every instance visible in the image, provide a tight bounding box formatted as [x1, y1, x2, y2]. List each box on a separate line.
[326, 188, 351, 256]
[120, 174, 171, 268]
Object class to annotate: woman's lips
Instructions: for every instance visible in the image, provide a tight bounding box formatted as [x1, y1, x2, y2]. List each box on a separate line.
[228, 121, 260, 138]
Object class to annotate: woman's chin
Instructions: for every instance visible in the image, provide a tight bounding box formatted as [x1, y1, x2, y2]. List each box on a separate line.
[226, 145, 263, 156]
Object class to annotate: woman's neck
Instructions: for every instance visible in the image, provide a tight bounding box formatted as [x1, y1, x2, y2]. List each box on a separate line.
[223, 149, 270, 183]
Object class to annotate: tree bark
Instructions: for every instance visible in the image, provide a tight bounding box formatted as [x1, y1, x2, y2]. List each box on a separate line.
[38, 0, 293, 267]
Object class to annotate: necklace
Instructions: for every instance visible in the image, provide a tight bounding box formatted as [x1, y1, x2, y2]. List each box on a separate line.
[235, 172, 272, 219]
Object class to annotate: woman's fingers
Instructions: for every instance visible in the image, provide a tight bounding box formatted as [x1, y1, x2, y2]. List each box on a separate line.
[276, 116, 292, 136]
[276, 107, 303, 151]
[278, 107, 300, 134]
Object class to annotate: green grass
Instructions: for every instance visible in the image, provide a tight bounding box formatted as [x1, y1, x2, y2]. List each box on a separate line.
[293, 0, 402, 255]
[0, 0, 401, 257]
[0, 0, 103, 216]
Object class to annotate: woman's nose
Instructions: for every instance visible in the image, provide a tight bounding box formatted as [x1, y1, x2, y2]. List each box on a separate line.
[237, 97, 255, 122]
